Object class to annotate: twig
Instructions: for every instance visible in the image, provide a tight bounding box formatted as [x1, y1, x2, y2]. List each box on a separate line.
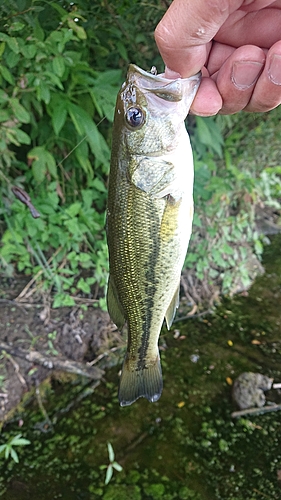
[231, 403, 281, 419]
[2, 351, 27, 387]
[0, 299, 28, 313]
[5, 8, 34, 20]
[0, 342, 104, 380]
[87, 346, 122, 366]
[69, 296, 99, 304]
[173, 309, 213, 323]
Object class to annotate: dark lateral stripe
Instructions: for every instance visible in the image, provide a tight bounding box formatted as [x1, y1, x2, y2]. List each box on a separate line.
[137, 204, 160, 370]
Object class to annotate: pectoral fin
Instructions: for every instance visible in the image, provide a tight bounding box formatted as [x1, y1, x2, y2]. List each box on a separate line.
[131, 159, 176, 199]
[165, 283, 180, 329]
[106, 275, 126, 330]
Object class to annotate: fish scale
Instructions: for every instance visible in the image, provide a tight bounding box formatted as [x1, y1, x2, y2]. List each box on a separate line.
[106, 64, 201, 406]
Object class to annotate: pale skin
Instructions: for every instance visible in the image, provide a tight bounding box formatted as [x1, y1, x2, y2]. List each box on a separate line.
[155, 0, 281, 115]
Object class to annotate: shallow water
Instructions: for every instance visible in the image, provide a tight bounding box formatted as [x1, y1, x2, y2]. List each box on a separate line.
[1, 236, 281, 500]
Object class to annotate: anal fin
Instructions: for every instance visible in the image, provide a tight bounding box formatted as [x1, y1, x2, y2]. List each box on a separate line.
[106, 275, 126, 330]
[165, 283, 180, 330]
[118, 354, 163, 407]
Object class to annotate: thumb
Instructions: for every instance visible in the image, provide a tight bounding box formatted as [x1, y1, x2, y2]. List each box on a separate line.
[155, 0, 243, 77]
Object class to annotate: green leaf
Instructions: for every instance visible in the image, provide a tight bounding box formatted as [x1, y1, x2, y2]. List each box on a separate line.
[77, 278, 90, 294]
[79, 253, 91, 263]
[37, 82, 50, 104]
[74, 140, 93, 176]
[0, 32, 8, 42]
[52, 55, 65, 78]
[68, 102, 109, 163]
[212, 249, 227, 268]
[105, 465, 113, 485]
[13, 128, 31, 145]
[68, 102, 84, 135]
[254, 239, 263, 255]
[195, 116, 223, 157]
[0, 110, 10, 122]
[0, 65, 15, 85]
[6, 36, 20, 53]
[11, 437, 31, 446]
[10, 98, 30, 123]
[0, 42, 5, 57]
[52, 103, 67, 135]
[53, 293, 75, 308]
[10, 448, 19, 463]
[4, 446, 10, 460]
[10, 22, 25, 32]
[21, 44, 37, 59]
[0, 89, 8, 103]
[116, 41, 128, 61]
[65, 202, 81, 218]
[112, 462, 122, 472]
[28, 146, 57, 181]
[67, 19, 87, 40]
[92, 177, 106, 193]
[107, 442, 115, 462]
[33, 20, 45, 42]
[6, 51, 20, 68]
[222, 243, 234, 255]
[44, 71, 64, 90]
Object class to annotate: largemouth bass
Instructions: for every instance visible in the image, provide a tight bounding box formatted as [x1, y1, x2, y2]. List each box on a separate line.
[106, 64, 201, 407]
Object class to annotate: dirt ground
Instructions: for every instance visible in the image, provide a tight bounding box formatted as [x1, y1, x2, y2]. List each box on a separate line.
[0, 275, 123, 422]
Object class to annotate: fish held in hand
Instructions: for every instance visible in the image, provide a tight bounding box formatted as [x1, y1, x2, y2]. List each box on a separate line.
[106, 64, 201, 407]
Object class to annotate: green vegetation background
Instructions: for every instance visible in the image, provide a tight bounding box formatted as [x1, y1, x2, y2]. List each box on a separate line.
[0, 0, 280, 307]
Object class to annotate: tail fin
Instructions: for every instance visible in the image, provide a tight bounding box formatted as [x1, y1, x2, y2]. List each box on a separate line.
[118, 355, 163, 407]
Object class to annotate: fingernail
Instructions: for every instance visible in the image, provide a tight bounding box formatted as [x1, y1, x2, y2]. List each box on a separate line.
[268, 54, 281, 85]
[231, 61, 264, 89]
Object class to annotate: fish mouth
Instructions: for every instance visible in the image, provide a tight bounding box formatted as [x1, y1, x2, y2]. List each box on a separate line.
[130, 64, 201, 85]
[126, 64, 201, 111]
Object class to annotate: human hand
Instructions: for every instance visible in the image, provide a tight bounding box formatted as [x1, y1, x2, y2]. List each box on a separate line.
[155, 0, 281, 115]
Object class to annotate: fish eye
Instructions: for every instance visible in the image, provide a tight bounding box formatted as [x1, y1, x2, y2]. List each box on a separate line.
[125, 107, 145, 128]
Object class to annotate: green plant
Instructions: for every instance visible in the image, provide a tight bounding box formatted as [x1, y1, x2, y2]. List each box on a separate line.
[47, 330, 58, 356]
[183, 108, 281, 305]
[0, 0, 280, 311]
[0, 1, 121, 306]
[0, 0, 166, 308]
[0, 433, 30, 463]
[100, 442, 123, 485]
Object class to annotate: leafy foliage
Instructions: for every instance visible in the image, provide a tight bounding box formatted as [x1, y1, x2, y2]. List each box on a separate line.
[0, 433, 30, 463]
[185, 110, 281, 304]
[0, 0, 165, 306]
[100, 442, 123, 485]
[0, 0, 280, 308]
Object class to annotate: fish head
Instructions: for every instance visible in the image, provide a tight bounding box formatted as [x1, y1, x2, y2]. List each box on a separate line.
[114, 64, 201, 157]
